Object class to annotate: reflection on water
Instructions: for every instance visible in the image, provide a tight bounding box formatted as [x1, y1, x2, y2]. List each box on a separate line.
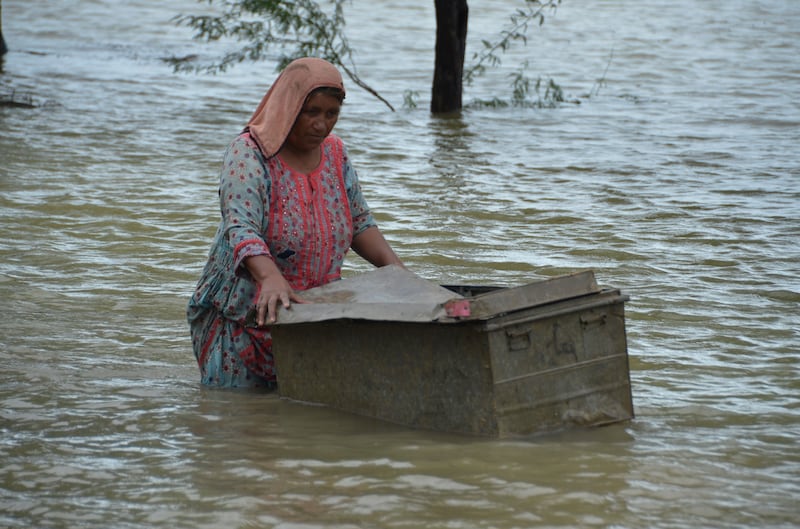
[1, 0, 799, 527]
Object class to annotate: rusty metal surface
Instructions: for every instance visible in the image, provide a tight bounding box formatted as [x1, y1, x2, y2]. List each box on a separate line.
[273, 266, 601, 325]
[464, 270, 600, 320]
[272, 265, 462, 324]
[486, 290, 634, 436]
[270, 268, 634, 437]
[272, 320, 499, 435]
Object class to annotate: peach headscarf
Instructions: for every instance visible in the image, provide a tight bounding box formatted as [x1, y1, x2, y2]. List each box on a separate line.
[245, 57, 345, 159]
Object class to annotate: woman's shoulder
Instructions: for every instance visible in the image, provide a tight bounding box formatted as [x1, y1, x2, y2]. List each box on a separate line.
[226, 131, 262, 155]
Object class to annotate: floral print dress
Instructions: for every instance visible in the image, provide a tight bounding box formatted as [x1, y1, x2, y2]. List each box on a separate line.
[187, 132, 376, 388]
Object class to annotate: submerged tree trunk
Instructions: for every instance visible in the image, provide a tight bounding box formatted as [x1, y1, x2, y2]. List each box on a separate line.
[0, 0, 7, 56]
[431, 0, 468, 114]
[0, 33, 6, 57]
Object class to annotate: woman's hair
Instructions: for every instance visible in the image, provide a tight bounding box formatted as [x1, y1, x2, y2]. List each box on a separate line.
[310, 86, 346, 103]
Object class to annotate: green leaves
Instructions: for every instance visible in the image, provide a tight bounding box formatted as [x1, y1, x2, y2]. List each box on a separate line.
[173, 0, 350, 73]
[172, 0, 395, 110]
[172, 0, 568, 112]
[464, 0, 562, 106]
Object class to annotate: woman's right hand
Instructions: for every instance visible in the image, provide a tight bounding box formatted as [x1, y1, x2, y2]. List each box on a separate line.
[255, 273, 305, 325]
[244, 255, 305, 326]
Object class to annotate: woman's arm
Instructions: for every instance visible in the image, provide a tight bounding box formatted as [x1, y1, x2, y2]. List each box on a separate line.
[219, 134, 272, 271]
[244, 255, 304, 325]
[351, 226, 403, 268]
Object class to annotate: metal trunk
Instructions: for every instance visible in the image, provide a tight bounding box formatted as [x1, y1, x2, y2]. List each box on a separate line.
[269, 266, 633, 437]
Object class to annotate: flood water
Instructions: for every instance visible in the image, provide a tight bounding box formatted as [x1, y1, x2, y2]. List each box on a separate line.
[1, 0, 799, 527]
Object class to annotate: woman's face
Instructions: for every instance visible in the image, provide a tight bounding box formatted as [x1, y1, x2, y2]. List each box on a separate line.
[285, 91, 342, 153]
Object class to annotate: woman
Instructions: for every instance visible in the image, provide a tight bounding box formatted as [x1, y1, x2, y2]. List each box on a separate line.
[187, 57, 403, 388]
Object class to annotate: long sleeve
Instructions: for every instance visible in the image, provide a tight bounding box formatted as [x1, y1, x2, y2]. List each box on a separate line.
[342, 145, 377, 236]
[218, 134, 273, 276]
